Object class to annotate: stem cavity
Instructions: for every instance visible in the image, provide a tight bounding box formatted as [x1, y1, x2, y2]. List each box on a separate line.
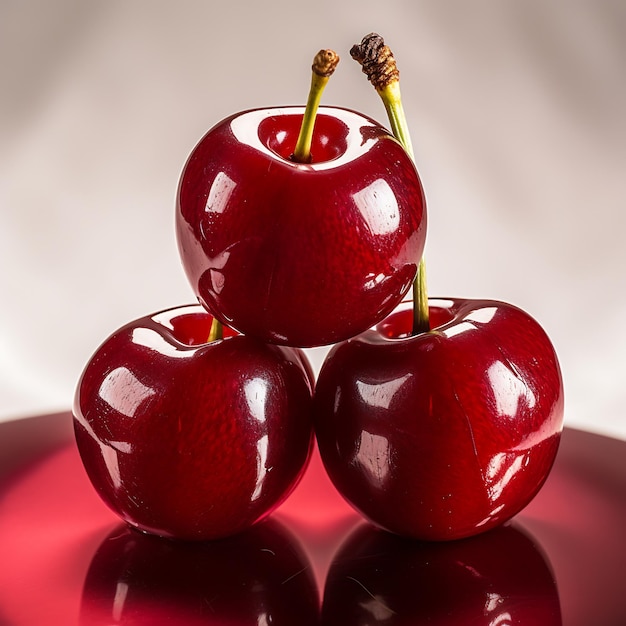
[351, 33, 429, 335]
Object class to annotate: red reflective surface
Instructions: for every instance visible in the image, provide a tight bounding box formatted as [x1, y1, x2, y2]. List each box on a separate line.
[0, 412, 624, 625]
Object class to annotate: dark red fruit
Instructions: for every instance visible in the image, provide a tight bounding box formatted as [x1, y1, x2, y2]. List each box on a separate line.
[176, 106, 426, 347]
[73, 304, 314, 541]
[314, 298, 564, 540]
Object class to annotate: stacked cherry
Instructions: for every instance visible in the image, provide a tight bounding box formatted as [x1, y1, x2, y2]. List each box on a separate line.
[73, 36, 563, 542]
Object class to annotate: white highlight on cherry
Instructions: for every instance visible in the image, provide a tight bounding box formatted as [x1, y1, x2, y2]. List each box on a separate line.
[487, 361, 536, 418]
[131, 327, 195, 358]
[353, 178, 400, 236]
[205, 171, 237, 214]
[465, 306, 498, 324]
[356, 373, 412, 410]
[355, 430, 391, 487]
[244, 378, 268, 423]
[98, 366, 156, 418]
[251, 434, 269, 502]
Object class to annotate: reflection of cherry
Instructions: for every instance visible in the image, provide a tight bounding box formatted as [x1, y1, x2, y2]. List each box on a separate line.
[321, 521, 562, 625]
[80, 519, 319, 625]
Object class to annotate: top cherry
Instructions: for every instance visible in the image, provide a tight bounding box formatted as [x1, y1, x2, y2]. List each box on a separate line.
[176, 51, 426, 347]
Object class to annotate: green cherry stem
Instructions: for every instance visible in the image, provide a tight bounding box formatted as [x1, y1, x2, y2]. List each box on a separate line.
[292, 49, 340, 163]
[207, 49, 338, 343]
[351, 33, 429, 334]
[379, 80, 415, 161]
[208, 315, 223, 343]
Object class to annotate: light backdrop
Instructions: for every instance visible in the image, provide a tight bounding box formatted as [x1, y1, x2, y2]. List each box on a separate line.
[1, 0, 624, 440]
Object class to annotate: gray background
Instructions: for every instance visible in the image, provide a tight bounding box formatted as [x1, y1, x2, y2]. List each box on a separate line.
[1, 0, 624, 440]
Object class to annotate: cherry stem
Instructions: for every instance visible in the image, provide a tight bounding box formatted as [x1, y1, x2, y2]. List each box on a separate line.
[380, 81, 415, 161]
[208, 316, 223, 343]
[292, 49, 340, 163]
[350, 33, 429, 334]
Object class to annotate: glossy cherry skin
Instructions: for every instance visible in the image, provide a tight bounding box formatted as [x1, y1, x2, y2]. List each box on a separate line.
[321, 521, 562, 625]
[176, 106, 426, 347]
[73, 305, 315, 541]
[80, 519, 319, 626]
[313, 298, 564, 541]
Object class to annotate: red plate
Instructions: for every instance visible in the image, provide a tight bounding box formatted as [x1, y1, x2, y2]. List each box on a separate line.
[0, 412, 624, 625]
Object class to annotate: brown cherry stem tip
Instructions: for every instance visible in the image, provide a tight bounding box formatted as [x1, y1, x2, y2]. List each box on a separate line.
[350, 33, 399, 92]
[312, 49, 340, 77]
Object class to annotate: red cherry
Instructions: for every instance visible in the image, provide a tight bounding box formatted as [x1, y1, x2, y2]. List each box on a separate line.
[81, 520, 319, 625]
[313, 298, 564, 541]
[73, 305, 314, 541]
[321, 521, 562, 624]
[176, 106, 426, 347]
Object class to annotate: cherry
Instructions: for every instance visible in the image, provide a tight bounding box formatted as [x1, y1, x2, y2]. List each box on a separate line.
[73, 304, 314, 541]
[312, 35, 564, 541]
[176, 50, 426, 348]
[313, 298, 564, 541]
[321, 521, 562, 624]
[81, 519, 319, 625]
